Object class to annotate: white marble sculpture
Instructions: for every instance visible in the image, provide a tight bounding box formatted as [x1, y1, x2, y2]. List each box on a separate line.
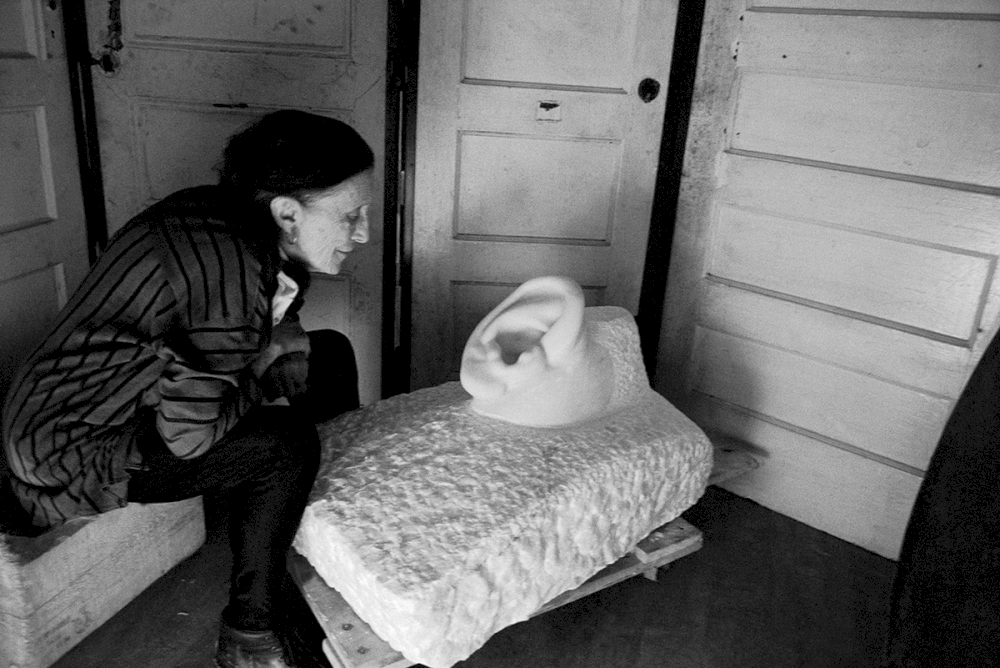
[294, 276, 713, 668]
[461, 275, 630, 426]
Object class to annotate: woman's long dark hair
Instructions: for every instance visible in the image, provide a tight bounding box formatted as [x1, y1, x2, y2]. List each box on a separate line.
[217, 110, 375, 268]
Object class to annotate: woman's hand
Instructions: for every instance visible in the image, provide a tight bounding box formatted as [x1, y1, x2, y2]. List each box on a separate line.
[251, 320, 310, 378]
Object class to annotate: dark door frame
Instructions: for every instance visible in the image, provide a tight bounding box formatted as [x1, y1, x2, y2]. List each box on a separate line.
[63, 1, 108, 265]
[382, 0, 420, 398]
[636, 0, 707, 378]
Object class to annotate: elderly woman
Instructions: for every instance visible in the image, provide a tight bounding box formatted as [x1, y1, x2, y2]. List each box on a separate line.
[1, 110, 373, 668]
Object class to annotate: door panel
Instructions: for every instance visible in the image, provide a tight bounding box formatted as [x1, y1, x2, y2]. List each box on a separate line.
[84, 0, 386, 403]
[462, 0, 640, 88]
[691, 399, 922, 556]
[691, 326, 951, 471]
[750, 0, 999, 13]
[0, 107, 57, 229]
[411, 0, 679, 389]
[659, 4, 1000, 558]
[137, 105, 263, 202]
[128, 0, 351, 52]
[700, 281, 971, 399]
[0, 1, 89, 402]
[456, 132, 620, 242]
[709, 205, 992, 342]
[733, 71, 1000, 187]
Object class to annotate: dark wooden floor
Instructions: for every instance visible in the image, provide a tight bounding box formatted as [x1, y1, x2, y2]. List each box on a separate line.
[53, 487, 896, 668]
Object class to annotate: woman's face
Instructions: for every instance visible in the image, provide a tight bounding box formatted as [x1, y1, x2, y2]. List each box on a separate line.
[272, 169, 373, 274]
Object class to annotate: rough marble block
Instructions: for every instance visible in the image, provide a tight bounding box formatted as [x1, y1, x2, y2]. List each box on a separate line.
[295, 383, 712, 668]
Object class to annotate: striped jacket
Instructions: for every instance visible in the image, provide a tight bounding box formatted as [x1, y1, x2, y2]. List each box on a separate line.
[2, 187, 282, 528]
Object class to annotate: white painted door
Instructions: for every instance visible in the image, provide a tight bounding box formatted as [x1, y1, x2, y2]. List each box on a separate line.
[658, 0, 1000, 559]
[0, 0, 90, 402]
[83, 0, 387, 404]
[410, 0, 679, 389]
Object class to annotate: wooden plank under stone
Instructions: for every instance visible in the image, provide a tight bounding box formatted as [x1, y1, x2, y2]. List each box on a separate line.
[706, 435, 761, 487]
[630, 517, 702, 564]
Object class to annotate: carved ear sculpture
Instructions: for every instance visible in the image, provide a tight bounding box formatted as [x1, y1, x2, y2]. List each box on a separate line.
[460, 276, 643, 427]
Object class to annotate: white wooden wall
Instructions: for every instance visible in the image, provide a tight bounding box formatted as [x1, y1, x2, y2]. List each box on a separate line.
[657, 0, 1000, 559]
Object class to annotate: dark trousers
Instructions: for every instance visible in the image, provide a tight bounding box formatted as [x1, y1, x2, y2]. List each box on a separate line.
[128, 329, 359, 631]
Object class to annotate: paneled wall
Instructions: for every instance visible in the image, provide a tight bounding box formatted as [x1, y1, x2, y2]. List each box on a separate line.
[658, 0, 1000, 558]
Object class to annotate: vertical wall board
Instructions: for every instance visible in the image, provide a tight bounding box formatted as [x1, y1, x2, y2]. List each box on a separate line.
[718, 153, 1000, 255]
[741, 12, 1000, 89]
[691, 397, 923, 560]
[700, 281, 973, 399]
[748, 0, 1000, 14]
[731, 71, 1000, 189]
[707, 205, 993, 341]
[692, 326, 951, 471]
[658, 0, 1000, 557]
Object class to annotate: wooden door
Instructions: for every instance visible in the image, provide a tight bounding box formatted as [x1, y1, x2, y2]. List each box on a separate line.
[658, 0, 1000, 559]
[0, 0, 90, 402]
[409, 0, 680, 389]
[82, 0, 387, 403]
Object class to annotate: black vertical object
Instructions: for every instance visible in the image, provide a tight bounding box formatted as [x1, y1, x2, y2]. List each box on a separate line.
[636, 0, 708, 376]
[384, 0, 419, 398]
[381, 0, 403, 399]
[61, 0, 109, 262]
[885, 328, 1000, 667]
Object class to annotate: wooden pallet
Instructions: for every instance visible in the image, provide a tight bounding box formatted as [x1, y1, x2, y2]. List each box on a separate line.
[289, 442, 758, 668]
[703, 435, 758, 487]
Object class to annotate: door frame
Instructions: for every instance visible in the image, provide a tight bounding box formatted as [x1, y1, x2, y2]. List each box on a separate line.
[62, 0, 107, 264]
[382, 0, 420, 398]
[634, 0, 707, 379]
